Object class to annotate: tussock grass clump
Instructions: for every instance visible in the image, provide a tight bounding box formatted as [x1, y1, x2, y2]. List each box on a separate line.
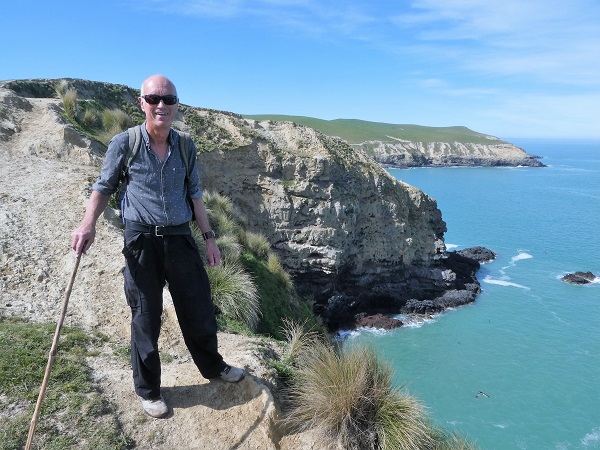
[267, 252, 293, 289]
[56, 86, 78, 119]
[205, 263, 261, 331]
[54, 80, 69, 96]
[280, 318, 321, 362]
[203, 191, 234, 218]
[215, 233, 243, 263]
[286, 342, 434, 450]
[241, 230, 271, 257]
[101, 108, 129, 136]
[82, 108, 100, 128]
[269, 319, 322, 384]
[192, 191, 315, 337]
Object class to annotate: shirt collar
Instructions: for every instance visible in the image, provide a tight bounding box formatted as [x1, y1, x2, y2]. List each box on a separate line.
[141, 122, 176, 149]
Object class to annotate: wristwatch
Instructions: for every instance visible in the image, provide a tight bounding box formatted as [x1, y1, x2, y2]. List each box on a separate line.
[202, 230, 216, 241]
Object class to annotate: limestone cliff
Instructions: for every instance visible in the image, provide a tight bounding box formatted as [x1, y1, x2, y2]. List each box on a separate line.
[358, 139, 545, 168]
[192, 116, 458, 328]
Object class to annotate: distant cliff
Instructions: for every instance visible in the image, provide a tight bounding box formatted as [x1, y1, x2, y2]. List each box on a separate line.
[244, 115, 545, 168]
[357, 139, 544, 168]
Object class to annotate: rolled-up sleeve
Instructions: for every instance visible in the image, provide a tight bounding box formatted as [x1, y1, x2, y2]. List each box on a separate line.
[92, 132, 128, 196]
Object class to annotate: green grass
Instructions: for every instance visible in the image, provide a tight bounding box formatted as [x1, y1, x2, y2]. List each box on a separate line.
[244, 115, 506, 145]
[0, 316, 132, 450]
[241, 252, 318, 340]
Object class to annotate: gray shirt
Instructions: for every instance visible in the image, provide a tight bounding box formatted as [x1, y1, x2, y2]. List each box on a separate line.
[92, 123, 202, 226]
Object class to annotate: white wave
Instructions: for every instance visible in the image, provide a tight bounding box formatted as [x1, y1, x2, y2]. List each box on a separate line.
[334, 329, 357, 341]
[483, 276, 530, 290]
[581, 426, 600, 447]
[494, 423, 508, 429]
[335, 326, 391, 340]
[393, 313, 442, 328]
[511, 252, 533, 264]
[445, 243, 459, 250]
[355, 326, 391, 336]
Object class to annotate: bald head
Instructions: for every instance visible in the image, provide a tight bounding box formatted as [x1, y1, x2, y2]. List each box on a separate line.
[139, 74, 179, 137]
[140, 75, 177, 97]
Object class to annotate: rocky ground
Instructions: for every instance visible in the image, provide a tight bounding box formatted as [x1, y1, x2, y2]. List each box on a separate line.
[0, 94, 313, 449]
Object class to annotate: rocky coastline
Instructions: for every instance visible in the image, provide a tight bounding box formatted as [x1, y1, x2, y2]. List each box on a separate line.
[320, 247, 495, 331]
[355, 140, 546, 168]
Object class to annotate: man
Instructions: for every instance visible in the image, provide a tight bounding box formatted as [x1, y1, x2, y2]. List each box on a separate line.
[71, 74, 244, 419]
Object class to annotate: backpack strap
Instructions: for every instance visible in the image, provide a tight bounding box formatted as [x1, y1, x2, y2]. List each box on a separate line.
[176, 131, 194, 179]
[176, 131, 197, 221]
[116, 126, 143, 223]
[124, 125, 143, 177]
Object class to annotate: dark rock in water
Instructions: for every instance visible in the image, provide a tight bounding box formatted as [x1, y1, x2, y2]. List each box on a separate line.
[457, 246, 496, 263]
[401, 299, 439, 315]
[561, 272, 597, 285]
[355, 313, 403, 330]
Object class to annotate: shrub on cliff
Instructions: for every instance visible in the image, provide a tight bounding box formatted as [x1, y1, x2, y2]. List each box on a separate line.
[277, 321, 477, 449]
[193, 192, 316, 338]
[285, 341, 434, 450]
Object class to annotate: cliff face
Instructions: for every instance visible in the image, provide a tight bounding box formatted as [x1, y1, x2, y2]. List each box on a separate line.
[358, 139, 545, 168]
[192, 116, 454, 326]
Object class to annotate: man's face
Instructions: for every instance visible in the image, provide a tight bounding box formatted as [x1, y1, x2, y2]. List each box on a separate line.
[139, 76, 178, 131]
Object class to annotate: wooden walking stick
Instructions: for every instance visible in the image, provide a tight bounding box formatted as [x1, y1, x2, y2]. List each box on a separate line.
[25, 252, 83, 450]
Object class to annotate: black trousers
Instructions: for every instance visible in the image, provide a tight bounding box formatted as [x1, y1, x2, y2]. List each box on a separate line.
[122, 229, 225, 400]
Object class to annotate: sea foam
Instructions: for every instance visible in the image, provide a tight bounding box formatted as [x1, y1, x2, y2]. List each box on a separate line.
[483, 276, 530, 290]
[510, 252, 533, 264]
[581, 426, 600, 447]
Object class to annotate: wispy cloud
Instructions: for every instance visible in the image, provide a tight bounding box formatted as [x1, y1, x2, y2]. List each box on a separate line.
[142, 0, 375, 36]
[389, 0, 600, 86]
[143, 0, 600, 87]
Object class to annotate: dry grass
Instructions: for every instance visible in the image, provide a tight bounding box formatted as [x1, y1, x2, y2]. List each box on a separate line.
[241, 230, 271, 257]
[286, 342, 434, 450]
[205, 263, 260, 331]
[280, 318, 321, 362]
[267, 252, 293, 289]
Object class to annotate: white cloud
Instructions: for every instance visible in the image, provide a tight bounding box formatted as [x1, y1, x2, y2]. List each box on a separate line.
[390, 0, 600, 87]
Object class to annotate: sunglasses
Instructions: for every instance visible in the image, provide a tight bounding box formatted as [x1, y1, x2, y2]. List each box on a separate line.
[142, 94, 178, 105]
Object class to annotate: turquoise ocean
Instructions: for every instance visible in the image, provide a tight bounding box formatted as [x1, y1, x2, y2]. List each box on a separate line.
[349, 139, 600, 449]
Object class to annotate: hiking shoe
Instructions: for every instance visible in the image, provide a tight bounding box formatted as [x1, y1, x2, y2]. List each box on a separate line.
[139, 395, 168, 418]
[220, 365, 245, 383]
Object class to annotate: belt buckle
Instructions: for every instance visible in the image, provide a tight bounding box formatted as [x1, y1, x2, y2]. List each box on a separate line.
[155, 226, 164, 237]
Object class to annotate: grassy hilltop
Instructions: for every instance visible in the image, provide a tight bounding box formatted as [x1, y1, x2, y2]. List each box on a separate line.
[243, 115, 506, 145]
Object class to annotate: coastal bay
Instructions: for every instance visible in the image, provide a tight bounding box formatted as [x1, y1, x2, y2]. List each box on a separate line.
[350, 139, 600, 449]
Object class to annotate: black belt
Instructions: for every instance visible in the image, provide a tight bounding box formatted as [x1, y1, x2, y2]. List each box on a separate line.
[125, 221, 191, 236]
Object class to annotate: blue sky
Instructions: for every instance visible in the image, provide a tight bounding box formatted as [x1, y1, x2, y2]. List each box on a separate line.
[2, 0, 599, 139]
